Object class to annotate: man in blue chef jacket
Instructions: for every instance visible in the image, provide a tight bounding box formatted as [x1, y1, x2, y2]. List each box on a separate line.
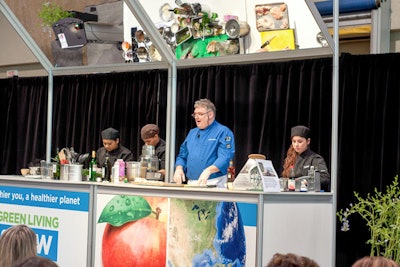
[173, 98, 235, 188]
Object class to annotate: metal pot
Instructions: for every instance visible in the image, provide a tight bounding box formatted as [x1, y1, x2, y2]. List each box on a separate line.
[225, 19, 250, 39]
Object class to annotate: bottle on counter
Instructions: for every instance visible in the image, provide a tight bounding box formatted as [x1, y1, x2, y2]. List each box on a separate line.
[117, 159, 125, 180]
[52, 162, 60, 180]
[112, 161, 120, 183]
[314, 168, 321, 192]
[102, 156, 111, 182]
[300, 178, 308, 192]
[288, 165, 296, 191]
[308, 166, 315, 191]
[227, 159, 235, 190]
[89, 150, 97, 181]
[52, 147, 60, 180]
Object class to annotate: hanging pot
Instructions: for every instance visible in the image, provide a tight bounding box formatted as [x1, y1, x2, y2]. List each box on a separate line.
[225, 19, 250, 39]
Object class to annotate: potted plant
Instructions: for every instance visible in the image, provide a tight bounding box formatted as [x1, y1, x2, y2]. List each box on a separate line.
[337, 175, 400, 263]
[38, 2, 73, 35]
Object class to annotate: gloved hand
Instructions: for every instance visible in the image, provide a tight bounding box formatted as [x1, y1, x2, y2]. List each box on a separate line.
[173, 168, 186, 184]
[198, 169, 211, 185]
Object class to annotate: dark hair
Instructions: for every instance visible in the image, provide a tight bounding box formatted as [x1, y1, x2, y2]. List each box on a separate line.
[265, 253, 319, 267]
[14, 256, 58, 267]
[141, 124, 160, 139]
[351, 256, 399, 267]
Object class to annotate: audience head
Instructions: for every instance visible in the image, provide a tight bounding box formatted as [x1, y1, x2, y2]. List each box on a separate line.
[14, 255, 58, 267]
[351, 256, 399, 267]
[0, 225, 37, 267]
[266, 252, 319, 267]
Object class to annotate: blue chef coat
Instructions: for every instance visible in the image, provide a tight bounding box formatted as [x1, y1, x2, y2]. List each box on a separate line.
[175, 120, 235, 181]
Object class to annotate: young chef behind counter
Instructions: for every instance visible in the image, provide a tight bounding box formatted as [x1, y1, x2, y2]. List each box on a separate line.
[96, 127, 134, 167]
[281, 125, 331, 192]
[141, 124, 166, 178]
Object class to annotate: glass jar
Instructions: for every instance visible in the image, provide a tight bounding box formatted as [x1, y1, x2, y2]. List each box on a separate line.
[139, 145, 159, 180]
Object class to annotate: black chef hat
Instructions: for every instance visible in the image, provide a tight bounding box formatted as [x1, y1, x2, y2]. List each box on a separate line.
[101, 127, 120, 140]
[291, 125, 310, 139]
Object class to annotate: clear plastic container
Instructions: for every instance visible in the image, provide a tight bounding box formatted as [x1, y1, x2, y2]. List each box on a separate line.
[126, 161, 140, 181]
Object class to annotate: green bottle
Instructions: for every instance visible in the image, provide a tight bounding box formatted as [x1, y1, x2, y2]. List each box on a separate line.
[89, 150, 97, 181]
[102, 156, 111, 182]
[53, 163, 60, 180]
[53, 147, 60, 180]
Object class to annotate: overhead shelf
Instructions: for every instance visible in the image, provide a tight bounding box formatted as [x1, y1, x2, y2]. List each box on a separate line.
[1, 0, 335, 76]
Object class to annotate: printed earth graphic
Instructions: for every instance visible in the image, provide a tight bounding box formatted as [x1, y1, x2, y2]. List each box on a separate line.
[168, 199, 246, 266]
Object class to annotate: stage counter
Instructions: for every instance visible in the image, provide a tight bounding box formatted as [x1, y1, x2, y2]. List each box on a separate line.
[0, 176, 334, 267]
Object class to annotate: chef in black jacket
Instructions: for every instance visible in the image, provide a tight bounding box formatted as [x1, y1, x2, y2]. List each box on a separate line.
[96, 127, 134, 167]
[281, 125, 330, 191]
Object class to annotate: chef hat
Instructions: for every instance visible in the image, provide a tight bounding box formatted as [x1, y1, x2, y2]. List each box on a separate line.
[291, 125, 310, 139]
[101, 127, 120, 140]
[141, 124, 160, 140]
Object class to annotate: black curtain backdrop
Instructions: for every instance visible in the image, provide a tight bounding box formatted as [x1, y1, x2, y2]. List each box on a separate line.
[51, 71, 168, 162]
[336, 53, 400, 266]
[0, 70, 168, 171]
[1, 53, 400, 266]
[0, 76, 48, 172]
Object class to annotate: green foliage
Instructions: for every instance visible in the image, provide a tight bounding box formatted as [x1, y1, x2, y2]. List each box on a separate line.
[38, 2, 72, 28]
[337, 175, 400, 263]
[82, 168, 89, 177]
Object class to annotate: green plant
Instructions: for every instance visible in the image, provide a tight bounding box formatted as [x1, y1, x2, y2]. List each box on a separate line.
[337, 175, 400, 263]
[38, 2, 72, 28]
[82, 168, 89, 177]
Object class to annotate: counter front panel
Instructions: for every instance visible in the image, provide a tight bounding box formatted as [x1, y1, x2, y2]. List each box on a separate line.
[0, 176, 334, 267]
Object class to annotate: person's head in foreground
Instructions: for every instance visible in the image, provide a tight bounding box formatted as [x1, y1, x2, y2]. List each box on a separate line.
[0, 224, 37, 267]
[265, 252, 319, 267]
[351, 256, 399, 267]
[14, 255, 58, 267]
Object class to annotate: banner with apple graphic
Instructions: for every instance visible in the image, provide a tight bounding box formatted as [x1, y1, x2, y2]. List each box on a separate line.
[95, 194, 257, 266]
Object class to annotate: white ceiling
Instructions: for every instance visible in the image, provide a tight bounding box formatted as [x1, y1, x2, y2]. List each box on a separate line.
[0, 12, 38, 65]
[0, 11, 44, 77]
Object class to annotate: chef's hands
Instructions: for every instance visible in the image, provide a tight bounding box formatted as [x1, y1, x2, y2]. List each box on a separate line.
[173, 166, 186, 184]
[198, 168, 211, 185]
[174, 165, 218, 185]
